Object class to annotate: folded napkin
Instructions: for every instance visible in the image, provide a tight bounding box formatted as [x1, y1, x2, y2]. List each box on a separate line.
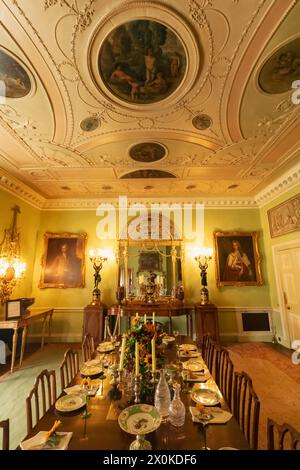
[64, 384, 81, 395]
[189, 406, 232, 424]
[182, 370, 210, 382]
[21, 431, 73, 450]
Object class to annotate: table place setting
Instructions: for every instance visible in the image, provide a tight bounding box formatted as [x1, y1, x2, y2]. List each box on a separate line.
[20, 420, 73, 451]
[189, 405, 233, 425]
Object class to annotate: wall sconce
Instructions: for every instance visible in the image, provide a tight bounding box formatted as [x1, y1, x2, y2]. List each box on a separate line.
[88, 248, 112, 305]
[193, 247, 213, 305]
[0, 205, 26, 303]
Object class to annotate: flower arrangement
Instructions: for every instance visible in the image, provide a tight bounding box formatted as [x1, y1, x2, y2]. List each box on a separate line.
[123, 318, 165, 402]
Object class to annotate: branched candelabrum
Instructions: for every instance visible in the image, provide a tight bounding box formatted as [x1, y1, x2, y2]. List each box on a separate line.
[88, 249, 108, 304]
[194, 248, 213, 305]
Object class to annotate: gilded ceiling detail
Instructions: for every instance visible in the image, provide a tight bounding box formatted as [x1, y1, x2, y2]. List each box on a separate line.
[0, 0, 299, 202]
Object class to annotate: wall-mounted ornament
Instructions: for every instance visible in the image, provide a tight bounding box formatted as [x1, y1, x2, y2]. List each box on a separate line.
[129, 142, 166, 162]
[192, 114, 212, 130]
[0, 49, 31, 99]
[120, 170, 176, 179]
[99, 20, 186, 104]
[258, 37, 300, 94]
[80, 116, 100, 132]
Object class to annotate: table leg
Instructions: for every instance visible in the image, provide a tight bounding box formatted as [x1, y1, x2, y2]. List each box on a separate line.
[10, 328, 18, 374]
[186, 314, 190, 336]
[128, 316, 131, 329]
[169, 315, 173, 335]
[41, 318, 47, 348]
[19, 326, 27, 366]
[48, 313, 53, 338]
[190, 312, 194, 339]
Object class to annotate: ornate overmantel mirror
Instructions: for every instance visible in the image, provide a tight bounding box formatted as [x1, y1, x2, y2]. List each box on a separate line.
[116, 214, 184, 305]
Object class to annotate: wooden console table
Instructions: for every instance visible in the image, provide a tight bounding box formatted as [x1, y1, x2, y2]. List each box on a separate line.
[194, 303, 220, 343]
[109, 303, 194, 335]
[0, 308, 54, 373]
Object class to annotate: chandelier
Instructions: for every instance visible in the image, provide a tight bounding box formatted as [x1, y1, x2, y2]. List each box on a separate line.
[0, 205, 26, 302]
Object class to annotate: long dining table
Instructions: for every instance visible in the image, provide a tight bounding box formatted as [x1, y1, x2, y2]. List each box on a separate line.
[20, 337, 249, 450]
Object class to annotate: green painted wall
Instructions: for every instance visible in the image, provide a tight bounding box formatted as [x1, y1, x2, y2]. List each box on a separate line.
[0, 188, 40, 320]
[260, 183, 300, 340]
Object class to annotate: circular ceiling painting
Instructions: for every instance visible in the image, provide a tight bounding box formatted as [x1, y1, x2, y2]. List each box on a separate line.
[80, 116, 100, 132]
[129, 142, 166, 162]
[0, 49, 31, 98]
[99, 20, 186, 104]
[192, 114, 212, 130]
[120, 169, 175, 179]
[259, 37, 300, 94]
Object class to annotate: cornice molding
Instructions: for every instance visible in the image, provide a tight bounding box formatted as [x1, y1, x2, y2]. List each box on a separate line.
[0, 162, 299, 211]
[255, 161, 300, 207]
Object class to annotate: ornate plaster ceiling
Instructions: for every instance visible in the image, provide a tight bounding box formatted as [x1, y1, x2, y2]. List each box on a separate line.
[0, 0, 299, 208]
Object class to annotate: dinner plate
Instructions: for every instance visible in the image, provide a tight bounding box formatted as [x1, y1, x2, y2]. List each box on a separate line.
[182, 360, 205, 372]
[118, 404, 162, 435]
[183, 370, 210, 382]
[162, 335, 175, 344]
[55, 394, 86, 413]
[179, 350, 201, 358]
[218, 447, 238, 450]
[179, 344, 197, 351]
[191, 388, 220, 406]
[80, 364, 103, 377]
[97, 341, 115, 353]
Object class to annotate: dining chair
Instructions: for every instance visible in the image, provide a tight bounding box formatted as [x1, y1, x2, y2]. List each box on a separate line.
[216, 347, 234, 411]
[26, 369, 57, 435]
[233, 371, 260, 450]
[82, 334, 95, 362]
[267, 418, 300, 450]
[60, 348, 80, 390]
[201, 334, 216, 378]
[0, 419, 9, 450]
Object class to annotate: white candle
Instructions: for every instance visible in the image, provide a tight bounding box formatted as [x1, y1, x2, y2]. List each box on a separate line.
[136, 312, 139, 319]
[119, 335, 126, 371]
[144, 313, 147, 324]
[152, 311, 155, 325]
[151, 335, 156, 373]
[135, 341, 139, 376]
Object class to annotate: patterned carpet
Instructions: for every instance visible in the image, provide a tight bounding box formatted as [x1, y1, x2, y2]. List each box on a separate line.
[226, 342, 300, 449]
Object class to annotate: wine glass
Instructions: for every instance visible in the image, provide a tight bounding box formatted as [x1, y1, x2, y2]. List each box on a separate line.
[197, 409, 213, 450]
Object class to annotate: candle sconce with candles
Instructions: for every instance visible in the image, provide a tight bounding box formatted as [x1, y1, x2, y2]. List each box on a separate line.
[192, 247, 213, 305]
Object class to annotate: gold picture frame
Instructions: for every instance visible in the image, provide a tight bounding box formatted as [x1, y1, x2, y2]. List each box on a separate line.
[214, 231, 263, 287]
[39, 232, 87, 289]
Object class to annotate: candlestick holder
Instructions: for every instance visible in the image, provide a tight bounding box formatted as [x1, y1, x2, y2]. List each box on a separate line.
[134, 375, 141, 404]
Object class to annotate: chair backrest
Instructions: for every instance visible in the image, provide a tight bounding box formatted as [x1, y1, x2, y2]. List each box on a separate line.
[267, 418, 300, 450]
[233, 371, 260, 450]
[216, 347, 234, 411]
[202, 334, 216, 378]
[26, 369, 57, 435]
[60, 349, 79, 390]
[201, 334, 211, 359]
[82, 334, 95, 362]
[0, 419, 9, 450]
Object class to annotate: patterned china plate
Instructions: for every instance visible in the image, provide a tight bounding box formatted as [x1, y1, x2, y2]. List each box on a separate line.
[80, 364, 103, 377]
[179, 350, 201, 359]
[182, 360, 205, 372]
[118, 404, 162, 435]
[162, 335, 175, 344]
[97, 341, 115, 353]
[191, 388, 220, 406]
[55, 394, 86, 413]
[179, 344, 197, 351]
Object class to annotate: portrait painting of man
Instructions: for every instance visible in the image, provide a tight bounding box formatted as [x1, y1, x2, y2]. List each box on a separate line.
[39, 233, 87, 288]
[214, 231, 263, 287]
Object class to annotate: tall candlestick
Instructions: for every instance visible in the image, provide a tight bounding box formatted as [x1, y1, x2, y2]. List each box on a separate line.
[135, 341, 140, 377]
[144, 313, 147, 324]
[151, 335, 156, 373]
[136, 312, 139, 319]
[119, 335, 126, 372]
[152, 311, 155, 325]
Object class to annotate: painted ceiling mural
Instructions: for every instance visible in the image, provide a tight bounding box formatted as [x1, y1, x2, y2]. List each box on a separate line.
[0, 0, 299, 207]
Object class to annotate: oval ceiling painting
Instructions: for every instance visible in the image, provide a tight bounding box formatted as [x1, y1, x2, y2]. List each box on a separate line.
[120, 170, 176, 179]
[0, 49, 31, 98]
[129, 142, 166, 162]
[99, 20, 186, 104]
[259, 37, 300, 94]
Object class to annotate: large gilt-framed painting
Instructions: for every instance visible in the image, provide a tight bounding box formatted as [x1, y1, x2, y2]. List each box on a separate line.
[267, 194, 300, 238]
[214, 231, 263, 287]
[39, 233, 87, 288]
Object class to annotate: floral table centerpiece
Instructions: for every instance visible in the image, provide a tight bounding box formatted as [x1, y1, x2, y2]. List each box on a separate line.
[121, 317, 164, 402]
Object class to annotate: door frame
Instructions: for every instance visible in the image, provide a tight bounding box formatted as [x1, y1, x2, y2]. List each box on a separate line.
[272, 239, 300, 347]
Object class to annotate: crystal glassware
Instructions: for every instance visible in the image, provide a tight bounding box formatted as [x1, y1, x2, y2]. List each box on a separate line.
[168, 383, 185, 427]
[154, 369, 171, 420]
[197, 409, 213, 450]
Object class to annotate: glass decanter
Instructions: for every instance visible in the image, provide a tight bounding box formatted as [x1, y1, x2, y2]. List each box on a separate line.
[168, 383, 185, 427]
[154, 369, 171, 419]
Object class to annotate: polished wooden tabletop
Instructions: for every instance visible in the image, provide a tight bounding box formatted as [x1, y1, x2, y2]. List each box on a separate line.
[21, 338, 249, 450]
